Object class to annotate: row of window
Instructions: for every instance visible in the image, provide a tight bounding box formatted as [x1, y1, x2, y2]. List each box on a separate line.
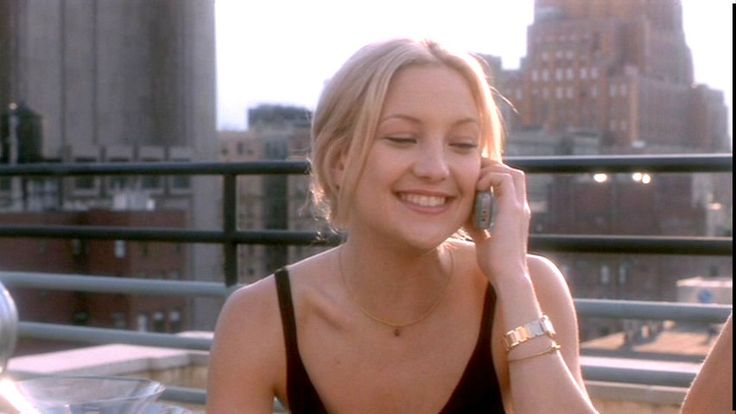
[531, 66, 599, 82]
[533, 32, 598, 44]
[134, 309, 182, 332]
[75, 175, 191, 192]
[511, 82, 629, 103]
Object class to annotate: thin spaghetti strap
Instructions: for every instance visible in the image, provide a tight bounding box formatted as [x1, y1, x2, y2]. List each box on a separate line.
[275, 268, 298, 351]
[273, 267, 329, 413]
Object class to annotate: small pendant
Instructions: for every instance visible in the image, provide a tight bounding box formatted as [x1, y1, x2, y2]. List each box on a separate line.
[393, 328, 401, 337]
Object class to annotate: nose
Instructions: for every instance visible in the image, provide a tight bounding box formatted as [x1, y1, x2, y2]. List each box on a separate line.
[412, 142, 450, 182]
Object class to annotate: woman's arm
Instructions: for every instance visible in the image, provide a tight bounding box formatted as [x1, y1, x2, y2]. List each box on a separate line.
[494, 255, 596, 414]
[468, 161, 597, 413]
[680, 313, 733, 414]
[206, 277, 284, 413]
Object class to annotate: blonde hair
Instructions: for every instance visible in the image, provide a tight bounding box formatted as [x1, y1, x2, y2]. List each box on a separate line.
[310, 38, 505, 229]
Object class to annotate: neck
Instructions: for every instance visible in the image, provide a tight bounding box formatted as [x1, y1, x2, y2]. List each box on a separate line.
[338, 238, 454, 324]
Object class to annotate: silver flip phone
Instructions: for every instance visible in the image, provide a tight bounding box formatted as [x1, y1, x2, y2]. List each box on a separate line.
[473, 190, 494, 230]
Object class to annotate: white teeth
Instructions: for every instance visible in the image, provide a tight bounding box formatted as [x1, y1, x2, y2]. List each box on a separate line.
[400, 193, 447, 207]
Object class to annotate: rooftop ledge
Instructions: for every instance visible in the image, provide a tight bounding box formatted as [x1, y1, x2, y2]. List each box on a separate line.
[8, 332, 212, 379]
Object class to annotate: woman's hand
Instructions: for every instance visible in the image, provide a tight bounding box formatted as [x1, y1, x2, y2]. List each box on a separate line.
[464, 158, 532, 289]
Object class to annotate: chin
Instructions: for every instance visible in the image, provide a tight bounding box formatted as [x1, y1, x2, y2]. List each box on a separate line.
[400, 225, 461, 250]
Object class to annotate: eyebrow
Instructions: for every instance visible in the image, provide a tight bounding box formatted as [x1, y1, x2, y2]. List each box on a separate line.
[379, 114, 480, 127]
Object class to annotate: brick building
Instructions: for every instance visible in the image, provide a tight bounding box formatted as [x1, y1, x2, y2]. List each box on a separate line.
[0, 209, 189, 354]
[499, 0, 729, 154]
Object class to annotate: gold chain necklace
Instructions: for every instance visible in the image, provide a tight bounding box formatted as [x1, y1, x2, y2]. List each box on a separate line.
[338, 246, 454, 337]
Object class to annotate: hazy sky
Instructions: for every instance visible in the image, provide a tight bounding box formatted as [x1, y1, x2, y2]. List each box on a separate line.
[215, 0, 733, 133]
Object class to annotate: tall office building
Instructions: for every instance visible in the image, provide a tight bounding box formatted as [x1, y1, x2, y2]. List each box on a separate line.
[219, 105, 323, 284]
[494, 0, 732, 340]
[501, 0, 730, 153]
[0, 0, 220, 329]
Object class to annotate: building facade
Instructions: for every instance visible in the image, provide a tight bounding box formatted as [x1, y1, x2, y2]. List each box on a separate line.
[1, 209, 189, 355]
[500, 0, 729, 154]
[0, 0, 220, 330]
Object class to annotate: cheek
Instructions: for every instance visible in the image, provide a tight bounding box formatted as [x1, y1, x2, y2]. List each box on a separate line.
[457, 159, 482, 192]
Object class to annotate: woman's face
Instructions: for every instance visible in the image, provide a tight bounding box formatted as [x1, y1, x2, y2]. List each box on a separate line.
[342, 64, 483, 249]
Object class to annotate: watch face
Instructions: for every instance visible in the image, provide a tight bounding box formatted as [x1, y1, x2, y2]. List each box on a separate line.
[541, 316, 556, 336]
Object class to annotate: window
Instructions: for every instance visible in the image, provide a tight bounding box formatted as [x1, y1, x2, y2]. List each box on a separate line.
[74, 158, 96, 190]
[140, 242, 149, 257]
[532, 70, 539, 82]
[141, 159, 161, 189]
[136, 313, 149, 332]
[580, 67, 588, 79]
[153, 312, 166, 332]
[170, 160, 191, 191]
[112, 312, 127, 329]
[600, 265, 611, 285]
[618, 264, 629, 285]
[114, 240, 126, 258]
[169, 310, 182, 332]
[566, 68, 574, 80]
[72, 239, 83, 256]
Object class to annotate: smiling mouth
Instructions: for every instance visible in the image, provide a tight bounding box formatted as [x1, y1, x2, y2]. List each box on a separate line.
[399, 193, 448, 207]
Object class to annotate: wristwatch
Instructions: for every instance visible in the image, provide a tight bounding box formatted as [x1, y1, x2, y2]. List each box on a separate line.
[503, 314, 556, 351]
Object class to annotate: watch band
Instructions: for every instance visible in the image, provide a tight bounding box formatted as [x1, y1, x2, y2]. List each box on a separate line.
[503, 314, 556, 351]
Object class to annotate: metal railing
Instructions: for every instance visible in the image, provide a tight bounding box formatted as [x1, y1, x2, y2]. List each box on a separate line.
[0, 153, 732, 405]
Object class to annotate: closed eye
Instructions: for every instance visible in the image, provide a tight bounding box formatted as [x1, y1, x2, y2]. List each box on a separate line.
[385, 137, 417, 145]
[451, 142, 478, 149]
[449, 141, 479, 152]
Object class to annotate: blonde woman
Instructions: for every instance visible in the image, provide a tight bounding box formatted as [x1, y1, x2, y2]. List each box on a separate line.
[207, 38, 598, 413]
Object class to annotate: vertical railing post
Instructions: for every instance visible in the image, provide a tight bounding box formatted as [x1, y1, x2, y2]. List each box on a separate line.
[223, 173, 238, 286]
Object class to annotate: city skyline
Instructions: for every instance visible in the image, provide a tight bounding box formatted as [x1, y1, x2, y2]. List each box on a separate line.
[215, 0, 733, 135]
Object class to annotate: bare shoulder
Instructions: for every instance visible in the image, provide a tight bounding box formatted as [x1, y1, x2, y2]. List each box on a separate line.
[527, 254, 571, 300]
[526, 254, 575, 321]
[207, 274, 285, 411]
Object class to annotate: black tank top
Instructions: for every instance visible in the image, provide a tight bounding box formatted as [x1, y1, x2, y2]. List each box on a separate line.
[275, 267, 506, 413]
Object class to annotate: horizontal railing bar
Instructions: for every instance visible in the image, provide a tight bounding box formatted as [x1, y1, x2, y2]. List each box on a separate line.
[575, 299, 732, 322]
[508, 153, 732, 174]
[0, 153, 729, 176]
[530, 235, 732, 256]
[161, 385, 207, 405]
[3, 272, 729, 322]
[160, 387, 287, 411]
[18, 322, 212, 351]
[0, 226, 729, 255]
[0, 226, 343, 245]
[0, 271, 234, 297]
[582, 365, 695, 388]
[0, 161, 310, 176]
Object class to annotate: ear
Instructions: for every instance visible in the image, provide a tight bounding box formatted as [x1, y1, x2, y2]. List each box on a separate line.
[331, 152, 347, 190]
